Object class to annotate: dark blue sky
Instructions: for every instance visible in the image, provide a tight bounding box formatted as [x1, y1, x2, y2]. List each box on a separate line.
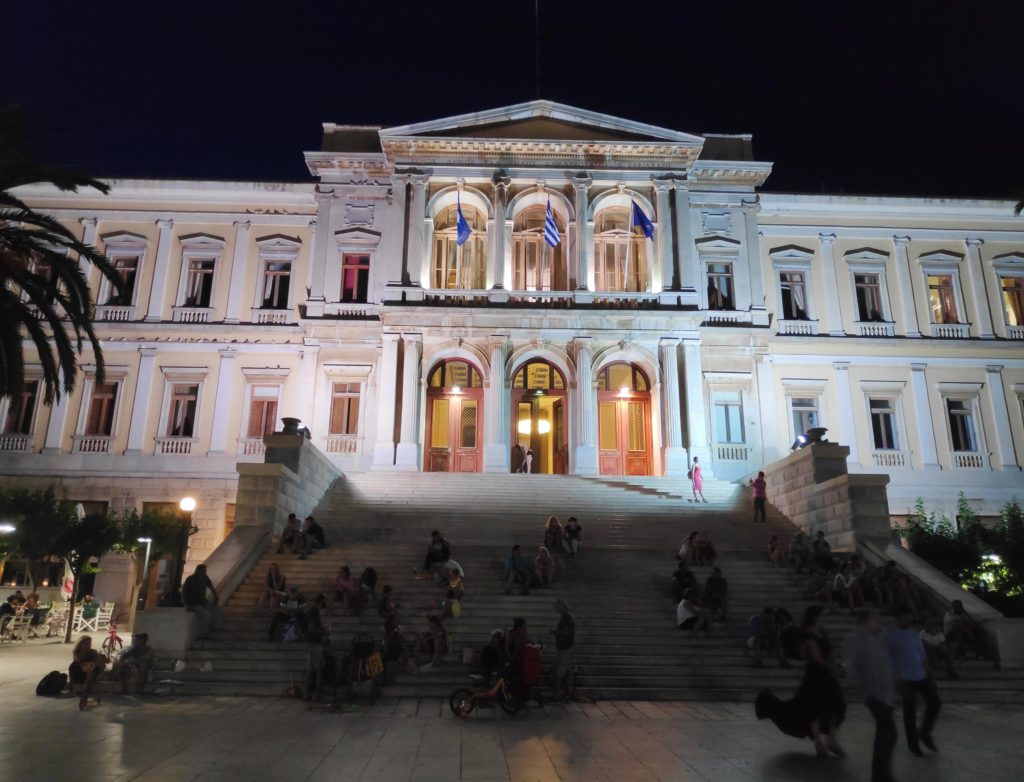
[5, 0, 1023, 199]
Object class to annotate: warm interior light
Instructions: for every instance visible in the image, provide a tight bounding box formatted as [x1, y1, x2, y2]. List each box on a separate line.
[41, 579, 49, 587]
[179, 497, 197, 513]
[537, 419, 551, 435]
[517, 419, 532, 435]
[618, 386, 630, 397]
[450, 386, 461, 394]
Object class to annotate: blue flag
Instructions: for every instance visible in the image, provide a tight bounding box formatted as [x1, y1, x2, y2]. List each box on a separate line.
[632, 201, 655, 239]
[456, 194, 471, 246]
[543, 198, 560, 248]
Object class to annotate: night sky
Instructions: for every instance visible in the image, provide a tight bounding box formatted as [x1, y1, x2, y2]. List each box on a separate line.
[5, 0, 1023, 199]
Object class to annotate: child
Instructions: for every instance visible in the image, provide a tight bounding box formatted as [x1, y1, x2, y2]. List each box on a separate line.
[441, 589, 461, 621]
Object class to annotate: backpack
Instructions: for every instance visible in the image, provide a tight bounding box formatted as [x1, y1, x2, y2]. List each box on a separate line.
[36, 670, 67, 697]
[687, 469, 693, 480]
[519, 645, 543, 687]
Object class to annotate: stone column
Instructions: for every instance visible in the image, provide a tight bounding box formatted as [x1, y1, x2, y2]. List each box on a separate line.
[390, 174, 410, 285]
[207, 350, 237, 454]
[682, 338, 710, 467]
[297, 340, 320, 428]
[909, 363, 939, 469]
[143, 218, 174, 322]
[483, 336, 510, 472]
[573, 337, 598, 474]
[572, 175, 592, 290]
[659, 337, 687, 476]
[985, 365, 1018, 470]
[674, 183, 696, 294]
[79, 217, 98, 281]
[965, 238, 995, 338]
[833, 362, 860, 466]
[223, 220, 252, 324]
[743, 201, 767, 317]
[818, 233, 845, 336]
[754, 353, 780, 464]
[41, 372, 70, 454]
[371, 333, 400, 468]
[125, 347, 158, 454]
[490, 175, 511, 290]
[307, 188, 334, 316]
[892, 236, 921, 338]
[408, 175, 430, 288]
[654, 178, 675, 292]
[395, 334, 422, 470]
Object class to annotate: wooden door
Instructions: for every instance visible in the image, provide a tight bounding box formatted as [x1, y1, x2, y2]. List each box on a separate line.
[598, 398, 651, 476]
[553, 399, 569, 474]
[428, 396, 481, 472]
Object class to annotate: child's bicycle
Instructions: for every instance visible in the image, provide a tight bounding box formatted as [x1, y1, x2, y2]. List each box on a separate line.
[449, 665, 521, 718]
[101, 614, 127, 659]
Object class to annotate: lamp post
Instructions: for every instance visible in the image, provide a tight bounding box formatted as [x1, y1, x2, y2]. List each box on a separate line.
[136, 537, 153, 611]
[170, 497, 196, 605]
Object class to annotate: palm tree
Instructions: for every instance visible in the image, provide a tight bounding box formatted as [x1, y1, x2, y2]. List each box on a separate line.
[0, 108, 123, 404]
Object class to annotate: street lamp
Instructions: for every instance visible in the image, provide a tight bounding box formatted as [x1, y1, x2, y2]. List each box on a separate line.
[170, 497, 197, 605]
[179, 497, 196, 513]
[137, 537, 153, 611]
[0, 523, 15, 534]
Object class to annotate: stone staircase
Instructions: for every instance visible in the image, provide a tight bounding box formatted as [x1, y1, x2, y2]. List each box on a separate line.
[165, 472, 1023, 702]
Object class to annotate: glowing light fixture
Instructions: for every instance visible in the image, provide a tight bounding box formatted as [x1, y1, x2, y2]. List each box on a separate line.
[517, 419, 532, 435]
[0, 523, 15, 534]
[618, 386, 631, 397]
[451, 385, 462, 394]
[179, 497, 197, 513]
[537, 419, 551, 435]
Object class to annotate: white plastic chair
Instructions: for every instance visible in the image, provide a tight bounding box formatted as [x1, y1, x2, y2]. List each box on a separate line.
[0, 612, 32, 642]
[95, 602, 114, 632]
[73, 606, 99, 633]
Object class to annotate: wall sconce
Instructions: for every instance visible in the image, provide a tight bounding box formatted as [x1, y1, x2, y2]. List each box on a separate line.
[517, 419, 532, 435]
[618, 386, 631, 397]
[538, 419, 551, 435]
[451, 386, 462, 395]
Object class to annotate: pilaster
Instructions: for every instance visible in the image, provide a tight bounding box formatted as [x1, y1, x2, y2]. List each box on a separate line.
[371, 333, 400, 468]
[78, 217, 98, 281]
[659, 337, 687, 476]
[985, 365, 1019, 471]
[754, 353, 780, 465]
[682, 338, 710, 468]
[572, 175, 592, 291]
[297, 340, 320, 429]
[390, 174, 411, 285]
[743, 200, 768, 325]
[490, 175, 511, 290]
[41, 371, 70, 454]
[408, 175, 430, 288]
[207, 349, 237, 454]
[674, 181, 697, 296]
[125, 347, 158, 454]
[653, 178, 675, 293]
[572, 337, 598, 474]
[893, 236, 921, 338]
[143, 218, 175, 322]
[909, 363, 939, 469]
[818, 233, 845, 336]
[396, 334, 423, 470]
[223, 220, 251, 324]
[965, 237, 995, 338]
[483, 336, 511, 472]
[306, 188, 334, 316]
[832, 362, 860, 466]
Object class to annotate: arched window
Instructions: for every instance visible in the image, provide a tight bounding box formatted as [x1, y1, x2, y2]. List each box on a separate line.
[593, 207, 647, 292]
[512, 359, 566, 390]
[512, 206, 567, 291]
[428, 360, 483, 389]
[596, 363, 650, 392]
[432, 205, 487, 290]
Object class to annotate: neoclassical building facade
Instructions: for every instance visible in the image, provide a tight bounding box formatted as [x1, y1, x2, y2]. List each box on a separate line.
[3, 101, 1023, 562]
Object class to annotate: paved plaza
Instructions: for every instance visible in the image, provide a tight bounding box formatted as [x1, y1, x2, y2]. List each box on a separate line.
[2, 641, 1023, 782]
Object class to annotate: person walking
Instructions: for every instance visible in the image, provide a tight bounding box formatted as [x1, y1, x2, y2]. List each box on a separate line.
[846, 609, 898, 782]
[690, 457, 707, 503]
[750, 470, 768, 522]
[886, 606, 941, 756]
[182, 563, 223, 641]
[550, 599, 575, 702]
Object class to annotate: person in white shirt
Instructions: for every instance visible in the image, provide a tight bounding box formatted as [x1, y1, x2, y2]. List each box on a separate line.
[675, 589, 711, 637]
[830, 562, 858, 611]
[920, 618, 959, 680]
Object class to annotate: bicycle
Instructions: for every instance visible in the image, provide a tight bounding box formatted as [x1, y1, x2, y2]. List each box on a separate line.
[101, 614, 127, 659]
[449, 665, 521, 718]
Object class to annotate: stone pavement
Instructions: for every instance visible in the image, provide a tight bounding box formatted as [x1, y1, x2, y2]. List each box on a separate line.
[2, 641, 1023, 781]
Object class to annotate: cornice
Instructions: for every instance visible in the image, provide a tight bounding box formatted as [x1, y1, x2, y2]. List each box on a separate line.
[690, 161, 773, 187]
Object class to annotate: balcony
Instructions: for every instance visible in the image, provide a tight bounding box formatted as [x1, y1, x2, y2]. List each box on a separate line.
[237, 437, 266, 456]
[250, 308, 291, 325]
[715, 444, 750, 461]
[172, 306, 213, 324]
[1007, 325, 1024, 340]
[777, 319, 818, 336]
[930, 322, 970, 339]
[872, 450, 907, 468]
[856, 321, 895, 337]
[952, 451, 986, 469]
[0, 434, 32, 452]
[94, 304, 136, 322]
[73, 435, 111, 454]
[321, 302, 381, 319]
[155, 437, 195, 455]
[325, 435, 360, 454]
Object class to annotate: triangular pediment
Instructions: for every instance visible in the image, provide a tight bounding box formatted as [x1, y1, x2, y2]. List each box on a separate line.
[380, 100, 704, 145]
[695, 236, 742, 253]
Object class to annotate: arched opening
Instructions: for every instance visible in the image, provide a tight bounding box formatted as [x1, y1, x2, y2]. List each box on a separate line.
[424, 359, 484, 472]
[510, 359, 569, 474]
[512, 205, 567, 291]
[432, 204, 487, 290]
[593, 207, 648, 292]
[596, 362, 653, 475]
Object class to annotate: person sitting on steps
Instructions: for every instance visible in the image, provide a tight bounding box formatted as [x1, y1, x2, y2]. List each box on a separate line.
[533, 545, 556, 587]
[332, 566, 354, 614]
[676, 588, 713, 637]
[671, 561, 698, 603]
[262, 563, 286, 610]
[749, 607, 790, 668]
[420, 530, 451, 579]
[503, 545, 531, 595]
[562, 517, 582, 557]
[544, 516, 564, 552]
[768, 534, 783, 568]
[268, 585, 306, 641]
[703, 567, 729, 621]
[276, 514, 301, 554]
[295, 515, 326, 560]
[116, 632, 155, 696]
[788, 531, 811, 573]
[415, 615, 449, 670]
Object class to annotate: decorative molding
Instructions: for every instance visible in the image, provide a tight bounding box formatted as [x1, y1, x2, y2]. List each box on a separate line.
[344, 203, 375, 226]
[918, 249, 965, 268]
[159, 366, 210, 382]
[701, 212, 732, 235]
[694, 235, 742, 254]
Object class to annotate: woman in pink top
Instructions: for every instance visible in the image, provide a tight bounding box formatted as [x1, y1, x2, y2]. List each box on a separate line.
[691, 457, 707, 503]
[750, 470, 768, 523]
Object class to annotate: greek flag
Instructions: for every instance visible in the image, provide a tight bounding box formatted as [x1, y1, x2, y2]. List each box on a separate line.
[543, 197, 560, 247]
[632, 200, 655, 239]
[456, 194, 471, 246]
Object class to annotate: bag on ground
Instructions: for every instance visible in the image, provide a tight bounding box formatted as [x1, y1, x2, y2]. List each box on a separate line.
[36, 671, 68, 697]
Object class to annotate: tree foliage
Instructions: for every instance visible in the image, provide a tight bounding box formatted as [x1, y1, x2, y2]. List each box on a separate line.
[900, 493, 984, 583]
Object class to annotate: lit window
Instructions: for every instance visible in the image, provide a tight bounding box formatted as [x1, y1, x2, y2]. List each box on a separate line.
[341, 254, 370, 303]
[713, 390, 745, 444]
[707, 262, 734, 311]
[593, 208, 646, 292]
[166, 384, 199, 437]
[1000, 277, 1024, 327]
[330, 383, 361, 435]
[85, 383, 118, 436]
[246, 386, 279, 438]
[106, 256, 139, 305]
[183, 258, 215, 307]
[261, 261, 291, 309]
[946, 399, 977, 452]
[790, 397, 819, 438]
[927, 274, 960, 324]
[432, 205, 486, 290]
[512, 206, 566, 291]
[3, 380, 39, 435]
[855, 273, 885, 322]
[779, 271, 808, 320]
[869, 398, 899, 450]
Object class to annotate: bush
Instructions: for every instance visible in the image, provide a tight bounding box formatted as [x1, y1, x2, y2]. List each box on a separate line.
[900, 495, 983, 583]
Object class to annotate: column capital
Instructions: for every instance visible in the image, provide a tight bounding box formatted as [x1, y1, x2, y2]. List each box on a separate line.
[381, 332, 401, 344]
[409, 173, 431, 187]
[155, 217, 174, 231]
[910, 362, 928, 373]
[390, 172, 411, 187]
[893, 235, 911, 247]
[572, 173, 593, 191]
[487, 335, 509, 350]
[307, 218, 317, 231]
[492, 172, 511, 190]
[572, 336, 594, 351]
[985, 364, 1004, 374]
[659, 336, 681, 348]
[741, 198, 761, 214]
[818, 232, 836, 246]
[138, 346, 158, 358]
[232, 219, 251, 231]
[314, 186, 336, 203]
[218, 348, 237, 360]
[79, 216, 98, 229]
[965, 236, 985, 249]
[402, 332, 423, 345]
[652, 177, 674, 193]
[832, 361, 850, 372]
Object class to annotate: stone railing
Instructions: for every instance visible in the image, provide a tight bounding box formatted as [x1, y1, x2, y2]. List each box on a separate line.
[716, 444, 750, 461]
[778, 319, 818, 336]
[930, 322, 970, 339]
[506, 290, 575, 306]
[73, 435, 111, 453]
[1007, 325, 1024, 340]
[238, 437, 266, 456]
[856, 321, 895, 337]
[0, 434, 32, 452]
[155, 436, 195, 455]
[953, 451, 986, 469]
[325, 434, 360, 454]
[250, 308, 291, 324]
[172, 306, 213, 323]
[322, 302, 381, 318]
[872, 450, 907, 468]
[94, 304, 136, 322]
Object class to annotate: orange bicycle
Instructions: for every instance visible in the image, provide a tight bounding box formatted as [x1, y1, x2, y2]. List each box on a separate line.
[101, 614, 127, 658]
[449, 665, 521, 718]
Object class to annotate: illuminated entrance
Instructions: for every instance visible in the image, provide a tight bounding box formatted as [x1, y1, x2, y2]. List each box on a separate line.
[597, 362, 653, 475]
[424, 359, 483, 472]
[511, 359, 569, 474]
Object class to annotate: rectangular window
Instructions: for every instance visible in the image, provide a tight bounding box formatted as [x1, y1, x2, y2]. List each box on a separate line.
[166, 384, 199, 437]
[779, 272, 808, 320]
[790, 397, 819, 438]
[869, 398, 899, 450]
[3, 380, 39, 435]
[1001, 277, 1024, 327]
[261, 261, 291, 309]
[707, 262, 734, 310]
[329, 382, 360, 435]
[927, 274, 959, 324]
[246, 386, 279, 438]
[341, 254, 370, 303]
[107, 256, 139, 305]
[713, 390, 745, 444]
[184, 258, 215, 307]
[946, 399, 977, 452]
[85, 383, 118, 436]
[855, 273, 885, 322]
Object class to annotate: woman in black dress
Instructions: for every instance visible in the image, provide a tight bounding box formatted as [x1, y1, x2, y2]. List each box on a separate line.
[755, 605, 846, 757]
